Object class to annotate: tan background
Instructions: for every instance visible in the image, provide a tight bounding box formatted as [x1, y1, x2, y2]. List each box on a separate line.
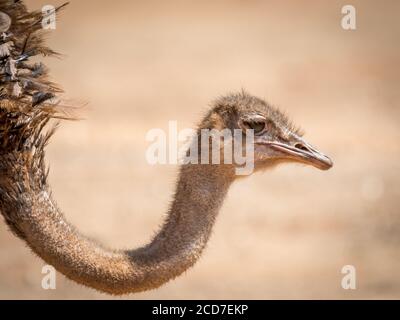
[0, 0, 399, 299]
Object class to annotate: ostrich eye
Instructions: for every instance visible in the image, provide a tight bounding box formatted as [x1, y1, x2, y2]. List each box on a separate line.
[243, 121, 266, 134]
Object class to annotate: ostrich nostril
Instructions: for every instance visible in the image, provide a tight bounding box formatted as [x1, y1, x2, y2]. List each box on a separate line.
[294, 143, 310, 152]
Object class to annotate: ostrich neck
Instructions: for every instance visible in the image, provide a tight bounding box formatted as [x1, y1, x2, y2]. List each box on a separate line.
[7, 163, 235, 294]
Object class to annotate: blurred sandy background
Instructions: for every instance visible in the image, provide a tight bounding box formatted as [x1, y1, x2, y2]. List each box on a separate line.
[0, 0, 399, 299]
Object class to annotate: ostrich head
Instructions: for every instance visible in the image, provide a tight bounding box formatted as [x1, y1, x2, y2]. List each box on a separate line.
[199, 91, 333, 174]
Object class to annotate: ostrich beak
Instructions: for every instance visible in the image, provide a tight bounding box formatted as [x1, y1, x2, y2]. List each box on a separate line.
[269, 139, 333, 171]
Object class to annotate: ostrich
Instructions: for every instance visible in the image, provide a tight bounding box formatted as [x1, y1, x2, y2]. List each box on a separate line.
[0, 1, 332, 295]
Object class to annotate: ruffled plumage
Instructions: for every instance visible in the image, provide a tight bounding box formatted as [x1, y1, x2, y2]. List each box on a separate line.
[0, 0, 68, 154]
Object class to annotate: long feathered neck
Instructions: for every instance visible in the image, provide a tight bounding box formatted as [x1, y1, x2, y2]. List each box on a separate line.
[0, 156, 234, 294]
[0, 1, 237, 294]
